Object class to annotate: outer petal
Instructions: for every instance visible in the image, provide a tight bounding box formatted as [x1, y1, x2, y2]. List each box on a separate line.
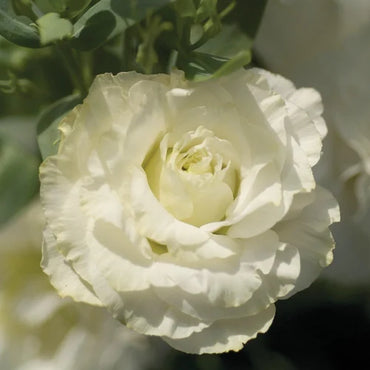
[162, 304, 275, 354]
[41, 227, 102, 306]
[40, 157, 151, 302]
[151, 231, 280, 322]
[274, 186, 340, 297]
[255, 68, 326, 165]
[150, 256, 262, 313]
[116, 289, 210, 339]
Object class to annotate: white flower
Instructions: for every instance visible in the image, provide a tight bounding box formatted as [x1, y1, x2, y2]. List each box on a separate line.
[0, 201, 160, 370]
[40, 68, 339, 354]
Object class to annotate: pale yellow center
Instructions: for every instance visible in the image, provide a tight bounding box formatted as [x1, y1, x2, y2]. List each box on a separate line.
[145, 126, 239, 226]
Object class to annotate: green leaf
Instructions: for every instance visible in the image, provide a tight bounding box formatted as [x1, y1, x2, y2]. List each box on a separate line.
[180, 0, 266, 80]
[196, 24, 252, 58]
[0, 134, 39, 226]
[34, 0, 92, 18]
[185, 49, 250, 80]
[192, 0, 267, 59]
[71, 0, 174, 51]
[136, 14, 173, 74]
[34, 0, 64, 13]
[211, 49, 251, 78]
[193, 0, 268, 59]
[0, 0, 40, 47]
[174, 0, 196, 17]
[195, 0, 218, 23]
[188, 52, 228, 76]
[63, 0, 92, 18]
[36, 12, 73, 45]
[37, 94, 81, 159]
[11, 0, 36, 20]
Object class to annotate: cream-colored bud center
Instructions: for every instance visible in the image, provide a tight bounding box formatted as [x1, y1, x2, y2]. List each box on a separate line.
[145, 126, 239, 226]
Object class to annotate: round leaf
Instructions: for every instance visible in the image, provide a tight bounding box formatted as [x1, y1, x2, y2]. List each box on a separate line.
[0, 0, 40, 47]
[36, 12, 73, 45]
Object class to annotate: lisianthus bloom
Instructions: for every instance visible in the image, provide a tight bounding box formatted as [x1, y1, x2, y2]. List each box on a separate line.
[40, 68, 339, 354]
[0, 201, 160, 370]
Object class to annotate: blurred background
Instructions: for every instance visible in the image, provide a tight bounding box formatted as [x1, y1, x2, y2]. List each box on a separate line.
[1, 0, 370, 369]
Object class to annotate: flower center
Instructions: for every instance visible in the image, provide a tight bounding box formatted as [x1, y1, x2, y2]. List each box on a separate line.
[145, 126, 239, 227]
[180, 149, 211, 172]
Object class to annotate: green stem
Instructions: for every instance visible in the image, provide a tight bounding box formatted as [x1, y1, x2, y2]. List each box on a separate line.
[55, 43, 88, 96]
[219, 0, 236, 19]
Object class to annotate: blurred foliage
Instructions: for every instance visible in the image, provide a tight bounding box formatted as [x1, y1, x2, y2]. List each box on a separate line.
[0, 0, 40, 47]
[0, 37, 72, 115]
[0, 132, 39, 225]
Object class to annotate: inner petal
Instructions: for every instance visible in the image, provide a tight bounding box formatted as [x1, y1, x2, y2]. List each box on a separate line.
[144, 126, 239, 227]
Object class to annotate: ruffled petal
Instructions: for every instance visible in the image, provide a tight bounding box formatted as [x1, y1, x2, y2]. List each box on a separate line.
[117, 289, 210, 339]
[274, 186, 339, 297]
[162, 304, 275, 354]
[253, 68, 326, 165]
[152, 231, 279, 322]
[41, 227, 102, 306]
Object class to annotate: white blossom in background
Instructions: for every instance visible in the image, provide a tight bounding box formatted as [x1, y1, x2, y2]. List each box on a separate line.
[40, 68, 339, 354]
[0, 201, 160, 370]
[255, 0, 370, 283]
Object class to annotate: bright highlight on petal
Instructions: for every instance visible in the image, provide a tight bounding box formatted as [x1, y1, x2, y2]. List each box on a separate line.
[40, 68, 339, 354]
